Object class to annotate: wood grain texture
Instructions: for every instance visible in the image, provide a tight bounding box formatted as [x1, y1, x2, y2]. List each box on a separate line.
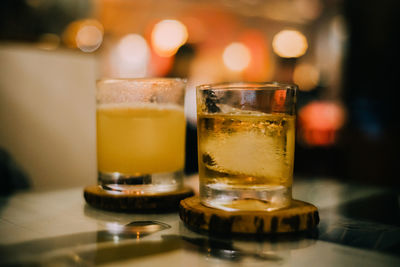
[179, 196, 319, 235]
[84, 185, 194, 212]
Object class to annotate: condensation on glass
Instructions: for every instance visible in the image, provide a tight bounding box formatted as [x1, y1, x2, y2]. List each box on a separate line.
[96, 78, 186, 193]
[196, 82, 297, 211]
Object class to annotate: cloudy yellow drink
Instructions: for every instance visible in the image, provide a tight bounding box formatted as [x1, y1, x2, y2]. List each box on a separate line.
[97, 103, 186, 175]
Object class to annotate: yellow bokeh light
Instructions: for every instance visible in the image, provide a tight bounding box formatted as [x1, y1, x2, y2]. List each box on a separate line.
[293, 63, 320, 91]
[223, 42, 251, 72]
[272, 30, 308, 58]
[151, 19, 188, 57]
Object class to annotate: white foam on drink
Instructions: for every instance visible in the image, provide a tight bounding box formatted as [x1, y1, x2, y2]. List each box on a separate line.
[97, 102, 184, 112]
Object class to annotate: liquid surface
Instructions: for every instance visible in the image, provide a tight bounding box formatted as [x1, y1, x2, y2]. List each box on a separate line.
[97, 103, 186, 175]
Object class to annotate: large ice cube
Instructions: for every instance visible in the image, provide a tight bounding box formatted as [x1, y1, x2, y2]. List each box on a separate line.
[201, 130, 286, 178]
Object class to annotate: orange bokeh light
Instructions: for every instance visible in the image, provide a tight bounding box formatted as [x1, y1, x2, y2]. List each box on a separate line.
[298, 101, 346, 146]
[239, 30, 271, 81]
[293, 63, 320, 91]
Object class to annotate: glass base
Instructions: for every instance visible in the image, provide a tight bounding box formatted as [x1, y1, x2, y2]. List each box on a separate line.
[98, 169, 183, 194]
[200, 183, 292, 211]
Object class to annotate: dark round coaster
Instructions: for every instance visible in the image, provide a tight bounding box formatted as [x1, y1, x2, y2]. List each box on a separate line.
[179, 196, 319, 235]
[84, 185, 194, 212]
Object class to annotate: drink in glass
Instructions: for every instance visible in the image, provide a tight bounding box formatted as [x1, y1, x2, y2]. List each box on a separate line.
[96, 78, 186, 193]
[196, 82, 297, 211]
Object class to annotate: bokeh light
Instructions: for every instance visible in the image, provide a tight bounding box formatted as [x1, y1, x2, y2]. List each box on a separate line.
[63, 19, 104, 52]
[298, 101, 346, 146]
[117, 34, 149, 64]
[151, 19, 188, 57]
[112, 34, 150, 77]
[222, 42, 251, 72]
[293, 63, 320, 91]
[272, 30, 308, 58]
[76, 25, 103, 52]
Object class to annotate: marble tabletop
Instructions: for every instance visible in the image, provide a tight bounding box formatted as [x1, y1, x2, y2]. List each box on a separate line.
[0, 175, 399, 266]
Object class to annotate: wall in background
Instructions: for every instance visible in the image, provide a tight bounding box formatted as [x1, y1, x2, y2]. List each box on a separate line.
[0, 44, 97, 190]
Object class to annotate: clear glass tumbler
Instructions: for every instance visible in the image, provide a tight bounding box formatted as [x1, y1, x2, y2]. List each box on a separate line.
[196, 82, 297, 211]
[96, 78, 186, 193]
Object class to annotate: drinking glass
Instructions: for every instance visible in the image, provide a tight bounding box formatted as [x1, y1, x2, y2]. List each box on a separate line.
[196, 82, 297, 211]
[96, 78, 186, 193]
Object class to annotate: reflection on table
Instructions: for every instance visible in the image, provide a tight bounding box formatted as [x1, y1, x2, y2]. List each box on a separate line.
[0, 176, 399, 266]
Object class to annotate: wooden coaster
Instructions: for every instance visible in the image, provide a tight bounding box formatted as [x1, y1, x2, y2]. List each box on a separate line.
[179, 196, 319, 235]
[84, 185, 194, 212]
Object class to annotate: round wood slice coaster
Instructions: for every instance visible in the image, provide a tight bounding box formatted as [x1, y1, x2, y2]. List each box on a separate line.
[179, 196, 319, 235]
[84, 185, 194, 212]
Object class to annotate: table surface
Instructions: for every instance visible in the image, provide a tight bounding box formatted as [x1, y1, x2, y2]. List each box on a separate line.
[0, 175, 399, 266]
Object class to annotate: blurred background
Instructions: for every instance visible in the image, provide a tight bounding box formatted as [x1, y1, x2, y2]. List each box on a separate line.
[0, 0, 399, 193]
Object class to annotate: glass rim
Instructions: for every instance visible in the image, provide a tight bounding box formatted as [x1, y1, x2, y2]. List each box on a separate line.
[96, 77, 187, 86]
[196, 81, 297, 91]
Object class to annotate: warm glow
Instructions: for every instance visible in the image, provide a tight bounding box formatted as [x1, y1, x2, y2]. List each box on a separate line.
[37, 33, 60, 50]
[62, 19, 103, 52]
[113, 34, 150, 77]
[239, 29, 271, 81]
[76, 25, 103, 52]
[274, 90, 287, 109]
[293, 63, 320, 91]
[295, 0, 323, 21]
[151, 19, 188, 57]
[298, 101, 346, 146]
[117, 34, 149, 64]
[272, 30, 308, 58]
[148, 49, 174, 77]
[223, 42, 251, 72]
